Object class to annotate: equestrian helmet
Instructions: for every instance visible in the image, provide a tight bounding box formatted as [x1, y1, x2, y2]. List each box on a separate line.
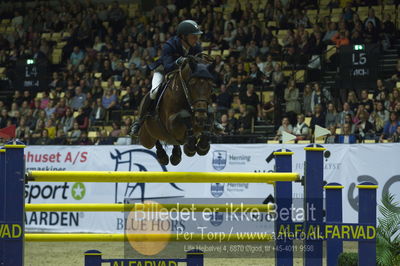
[177, 20, 203, 35]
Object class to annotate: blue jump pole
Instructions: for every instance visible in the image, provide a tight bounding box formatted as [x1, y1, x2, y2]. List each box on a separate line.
[325, 182, 344, 266]
[357, 182, 377, 266]
[186, 249, 204, 266]
[2, 142, 26, 266]
[303, 145, 325, 266]
[274, 149, 293, 266]
[0, 148, 6, 265]
[84, 250, 103, 266]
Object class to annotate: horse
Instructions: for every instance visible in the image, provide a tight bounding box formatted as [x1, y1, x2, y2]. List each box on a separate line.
[138, 54, 216, 166]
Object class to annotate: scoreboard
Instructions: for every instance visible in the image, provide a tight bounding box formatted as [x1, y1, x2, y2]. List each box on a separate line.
[339, 44, 380, 90]
[15, 58, 48, 92]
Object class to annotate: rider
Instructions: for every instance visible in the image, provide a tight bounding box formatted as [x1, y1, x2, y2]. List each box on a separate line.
[131, 20, 224, 136]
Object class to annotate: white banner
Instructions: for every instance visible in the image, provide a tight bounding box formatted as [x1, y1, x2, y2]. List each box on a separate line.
[24, 144, 400, 233]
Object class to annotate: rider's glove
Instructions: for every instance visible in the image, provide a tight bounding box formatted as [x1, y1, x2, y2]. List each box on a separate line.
[176, 57, 187, 66]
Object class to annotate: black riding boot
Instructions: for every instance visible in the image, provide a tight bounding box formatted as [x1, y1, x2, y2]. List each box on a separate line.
[130, 96, 154, 137]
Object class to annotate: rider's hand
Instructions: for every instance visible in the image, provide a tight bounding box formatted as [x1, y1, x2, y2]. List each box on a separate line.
[176, 57, 187, 66]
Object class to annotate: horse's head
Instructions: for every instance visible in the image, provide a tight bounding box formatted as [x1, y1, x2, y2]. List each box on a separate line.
[180, 55, 215, 129]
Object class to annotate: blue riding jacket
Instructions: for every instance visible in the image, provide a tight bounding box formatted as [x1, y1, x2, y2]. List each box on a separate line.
[149, 36, 202, 73]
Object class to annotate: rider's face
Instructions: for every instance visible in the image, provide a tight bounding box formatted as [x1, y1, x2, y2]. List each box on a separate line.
[186, 34, 199, 47]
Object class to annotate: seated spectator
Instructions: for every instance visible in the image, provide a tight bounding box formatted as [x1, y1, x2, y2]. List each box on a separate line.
[45, 119, 56, 139]
[97, 130, 114, 145]
[115, 128, 132, 145]
[75, 108, 89, 130]
[331, 31, 350, 48]
[303, 84, 313, 116]
[354, 111, 374, 141]
[31, 119, 45, 140]
[70, 122, 82, 144]
[310, 104, 325, 131]
[102, 89, 118, 110]
[35, 129, 53, 145]
[363, 21, 379, 44]
[347, 90, 359, 113]
[325, 102, 338, 128]
[325, 125, 337, 144]
[71, 86, 87, 111]
[380, 111, 400, 142]
[220, 113, 236, 135]
[293, 114, 309, 140]
[336, 123, 357, 144]
[337, 102, 354, 125]
[390, 126, 400, 142]
[77, 131, 92, 145]
[274, 117, 293, 141]
[284, 79, 301, 114]
[323, 22, 338, 44]
[389, 88, 400, 111]
[359, 89, 374, 113]
[90, 98, 106, 124]
[53, 130, 68, 145]
[55, 98, 68, 118]
[44, 100, 56, 118]
[15, 117, 31, 143]
[70, 46, 85, 68]
[110, 122, 121, 139]
[239, 84, 261, 119]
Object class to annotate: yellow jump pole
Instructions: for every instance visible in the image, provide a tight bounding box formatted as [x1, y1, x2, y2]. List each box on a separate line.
[26, 171, 300, 183]
[25, 203, 275, 212]
[25, 233, 274, 242]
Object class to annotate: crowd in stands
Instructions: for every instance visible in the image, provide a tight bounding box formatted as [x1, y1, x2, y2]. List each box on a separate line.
[0, 0, 399, 145]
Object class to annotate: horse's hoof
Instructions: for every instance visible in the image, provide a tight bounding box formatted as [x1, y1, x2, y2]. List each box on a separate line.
[196, 143, 210, 156]
[170, 147, 182, 166]
[170, 154, 182, 166]
[156, 151, 169, 165]
[183, 144, 196, 157]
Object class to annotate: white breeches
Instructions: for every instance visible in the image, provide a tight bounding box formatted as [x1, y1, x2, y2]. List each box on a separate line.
[150, 72, 164, 100]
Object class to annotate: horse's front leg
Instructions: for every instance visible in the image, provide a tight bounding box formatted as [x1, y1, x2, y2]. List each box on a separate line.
[169, 110, 197, 157]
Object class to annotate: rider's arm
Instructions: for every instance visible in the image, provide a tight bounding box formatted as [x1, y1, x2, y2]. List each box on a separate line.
[162, 43, 179, 73]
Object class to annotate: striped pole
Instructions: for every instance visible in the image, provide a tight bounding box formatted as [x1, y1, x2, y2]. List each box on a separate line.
[325, 182, 344, 266]
[357, 182, 377, 266]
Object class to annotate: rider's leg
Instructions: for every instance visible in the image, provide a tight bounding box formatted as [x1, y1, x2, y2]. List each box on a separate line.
[131, 72, 164, 136]
[150, 72, 164, 100]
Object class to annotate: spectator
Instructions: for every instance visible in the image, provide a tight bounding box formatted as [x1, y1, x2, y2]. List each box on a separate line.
[90, 98, 106, 124]
[60, 108, 75, 133]
[293, 114, 310, 140]
[262, 93, 275, 123]
[70, 46, 85, 67]
[115, 128, 132, 145]
[336, 123, 357, 144]
[15, 117, 30, 143]
[70, 87, 87, 110]
[325, 125, 337, 144]
[359, 89, 374, 113]
[53, 130, 68, 145]
[303, 84, 313, 116]
[380, 112, 400, 142]
[311, 83, 331, 112]
[274, 117, 293, 141]
[284, 79, 301, 114]
[77, 131, 92, 145]
[35, 129, 53, 145]
[325, 102, 338, 128]
[70, 122, 82, 144]
[75, 108, 89, 130]
[310, 104, 325, 130]
[216, 84, 233, 114]
[354, 111, 374, 141]
[239, 84, 261, 119]
[338, 102, 354, 125]
[391, 126, 400, 142]
[347, 90, 359, 113]
[45, 119, 56, 139]
[237, 105, 252, 134]
[102, 89, 117, 110]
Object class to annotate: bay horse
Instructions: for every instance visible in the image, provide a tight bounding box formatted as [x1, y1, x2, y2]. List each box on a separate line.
[138, 54, 215, 166]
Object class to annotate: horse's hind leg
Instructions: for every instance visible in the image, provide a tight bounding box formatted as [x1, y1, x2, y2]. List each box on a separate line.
[197, 134, 210, 156]
[170, 145, 182, 166]
[155, 140, 169, 165]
